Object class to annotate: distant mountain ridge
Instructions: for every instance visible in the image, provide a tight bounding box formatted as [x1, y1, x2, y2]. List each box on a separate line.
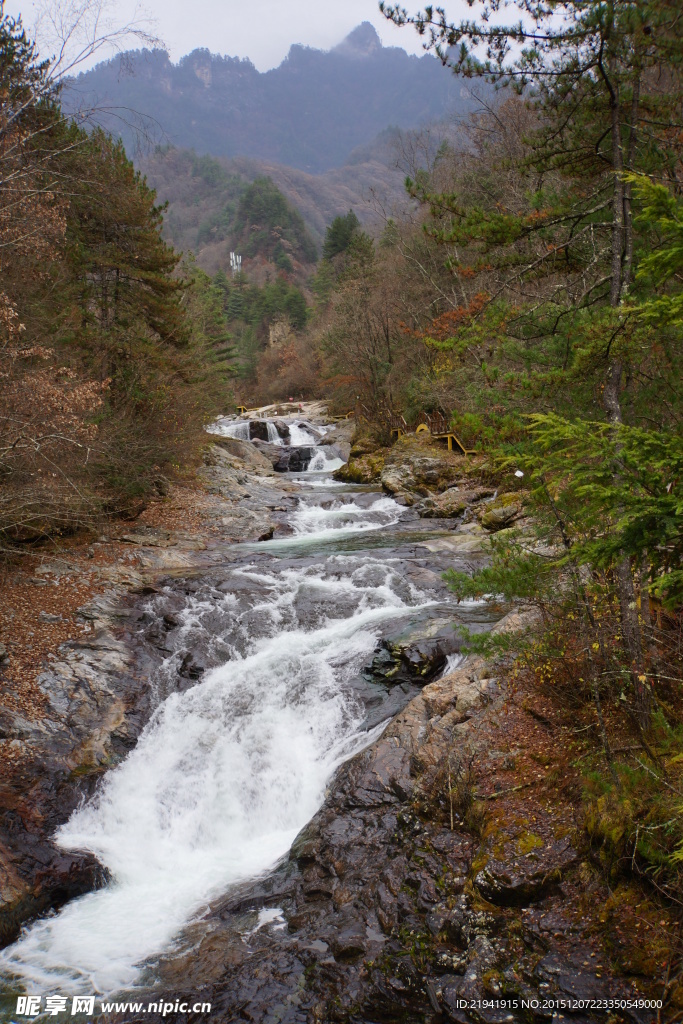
[63, 23, 475, 173]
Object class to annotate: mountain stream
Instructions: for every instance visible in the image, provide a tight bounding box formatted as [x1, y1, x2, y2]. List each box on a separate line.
[0, 416, 505, 1004]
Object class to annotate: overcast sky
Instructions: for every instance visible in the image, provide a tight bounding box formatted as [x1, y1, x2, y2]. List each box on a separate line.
[7, 0, 472, 74]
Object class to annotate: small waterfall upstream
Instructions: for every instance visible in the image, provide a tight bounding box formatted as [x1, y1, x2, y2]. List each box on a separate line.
[0, 415, 496, 1003]
[206, 416, 343, 471]
[210, 419, 252, 441]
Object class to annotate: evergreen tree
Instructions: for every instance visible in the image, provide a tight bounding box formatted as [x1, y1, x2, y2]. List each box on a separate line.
[381, 0, 683, 724]
[322, 210, 361, 260]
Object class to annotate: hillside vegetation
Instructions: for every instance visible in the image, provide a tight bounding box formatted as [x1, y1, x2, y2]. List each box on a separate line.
[0, 14, 235, 539]
[137, 141, 412, 277]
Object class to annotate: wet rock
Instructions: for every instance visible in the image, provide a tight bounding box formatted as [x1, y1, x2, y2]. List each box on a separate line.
[533, 950, 615, 1002]
[329, 911, 367, 960]
[363, 618, 461, 686]
[479, 493, 522, 531]
[251, 440, 317, 473]
[248, 420, 272, 442]
[271, 419, 291, 442]
[364, 637, 453, 685]
[474, 834, 578, 906]
[274, 447, 316, 473]
[209, 436, 275, 475]
[0, 593, 152, 943]
[178, 644, 220, 682]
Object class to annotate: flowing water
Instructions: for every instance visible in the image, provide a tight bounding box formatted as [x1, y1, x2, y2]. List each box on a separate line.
[207, 416, 343, 473]
[0, 417, 502, 1003]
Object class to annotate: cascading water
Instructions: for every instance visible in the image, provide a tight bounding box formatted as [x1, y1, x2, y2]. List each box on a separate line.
[207, 417, 337, 463]
[287, 421, 320, 446]
[306, 449, 344, 472]
[0, 414, 499, 1006]
[288, 496, 401, 541]
[0, 522, 438, 996]
[208, 419, 251, 441]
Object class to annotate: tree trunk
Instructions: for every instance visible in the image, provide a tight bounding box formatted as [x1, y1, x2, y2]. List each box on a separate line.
[621, 74, 640, 296]
[603, 51, 650, 727]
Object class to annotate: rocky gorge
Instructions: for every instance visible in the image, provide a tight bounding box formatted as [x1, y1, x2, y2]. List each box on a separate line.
[0, 412, 664, 1023]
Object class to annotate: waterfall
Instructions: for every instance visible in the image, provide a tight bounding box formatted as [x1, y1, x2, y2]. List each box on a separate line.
[288, 421, 320, 446]
[208, 419, 251, 441]
[306, 449, 344, 473]
[266, 422, 281, 444]
[0, 504, 438, 997]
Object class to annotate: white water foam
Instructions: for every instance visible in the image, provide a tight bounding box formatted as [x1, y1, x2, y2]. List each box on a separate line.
[267, 496, 402, 548]
[207, 419, 251, 441]
[441, 652, 466, 677]
[0, 554, 434, 997]
[298, 478, 349, 489]
[305, 449, 344, 473]
[288, 420, 321, 446]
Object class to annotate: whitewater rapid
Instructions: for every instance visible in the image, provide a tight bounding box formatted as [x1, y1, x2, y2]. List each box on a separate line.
[0, 499, 437, 996]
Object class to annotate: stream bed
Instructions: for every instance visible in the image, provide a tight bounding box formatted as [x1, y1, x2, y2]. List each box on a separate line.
[0, 418, 506, 1014]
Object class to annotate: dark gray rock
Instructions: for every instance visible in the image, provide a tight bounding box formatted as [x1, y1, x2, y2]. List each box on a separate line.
[474, 835, 578, 906]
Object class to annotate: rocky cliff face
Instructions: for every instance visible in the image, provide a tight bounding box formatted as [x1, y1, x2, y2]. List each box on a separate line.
[62, 26, 473, 173]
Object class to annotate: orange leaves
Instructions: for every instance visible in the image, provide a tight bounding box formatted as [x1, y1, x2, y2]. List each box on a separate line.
[417, 292, 490, 342]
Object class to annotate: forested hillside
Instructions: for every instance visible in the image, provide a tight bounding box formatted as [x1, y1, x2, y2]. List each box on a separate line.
[0, 13, 235, 538]
[139, 143, 410, 275]
[62, 23, 476, 172]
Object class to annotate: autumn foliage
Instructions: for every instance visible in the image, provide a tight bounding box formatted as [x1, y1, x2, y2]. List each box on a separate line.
[0, 13, 233, 542]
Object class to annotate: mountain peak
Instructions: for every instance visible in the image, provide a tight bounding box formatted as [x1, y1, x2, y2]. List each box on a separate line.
[333, 22, 382, 58]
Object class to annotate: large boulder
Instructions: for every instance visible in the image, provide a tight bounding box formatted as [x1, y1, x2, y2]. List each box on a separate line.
[252, 439, 321, 472]
[413, 484, 495, 519]
[274, 446, 316, 472]
[334, 448, 389, 484]
[208, 436, 275, 475]
[271, 419, 290, 442]
[248, 420, 272, 442]
[479, 492, 523, 531]
[250, 439, 288, 468]
[380, 436, 463, 498]
[363, 618, 461, 686]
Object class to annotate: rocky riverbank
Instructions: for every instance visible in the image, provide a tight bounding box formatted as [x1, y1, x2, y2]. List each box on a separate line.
[0, 420, 670, 1021]
[0, 431, 304, 945]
